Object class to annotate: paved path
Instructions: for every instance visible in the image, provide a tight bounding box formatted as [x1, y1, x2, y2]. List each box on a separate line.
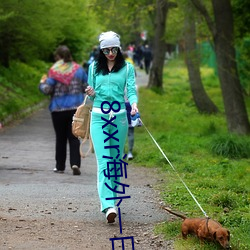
[0, 71, 173, 249]
[135, 68, 149, 88]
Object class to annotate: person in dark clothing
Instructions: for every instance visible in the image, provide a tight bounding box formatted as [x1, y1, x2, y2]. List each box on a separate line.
[133, 45, 144, 69]
[88, 46, 99, 66]
[143, 44, 152, 74]
[39, 45, 88, 175]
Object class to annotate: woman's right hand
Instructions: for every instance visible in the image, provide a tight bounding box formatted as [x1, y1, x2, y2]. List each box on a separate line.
[85, 86, 95, 97]
[40, 74, 47, 83]
[131, 103, 138, 116]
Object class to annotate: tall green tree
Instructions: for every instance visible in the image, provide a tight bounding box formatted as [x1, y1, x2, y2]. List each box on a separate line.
[148, 0, 177, 89]
[191, 0, 250, 134]
[183, 1, 218, 114]
[232, 0, 250, 95]
[91, 0, 155, 47]
[0, 0, 58, 66]
[232, 0, 250, 39]
[0, 0, 98, 67]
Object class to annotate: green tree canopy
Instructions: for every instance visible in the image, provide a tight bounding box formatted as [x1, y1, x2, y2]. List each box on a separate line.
[91, 0, 156, 47]
[0, 0, 99, 67]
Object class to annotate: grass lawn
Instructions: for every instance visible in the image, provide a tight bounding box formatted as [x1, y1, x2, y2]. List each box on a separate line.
[130, 58, 250, 250]
[0, 60, 50, 123]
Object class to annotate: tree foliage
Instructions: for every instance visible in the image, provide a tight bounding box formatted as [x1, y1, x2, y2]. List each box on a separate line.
[232, 0, 250, 95]
[164, 2, 184, 44]
[232, 0, 250, 40]
[0, 0, 99, 66]
[91, 0, 155, 46]
[0, 0, 249, 134]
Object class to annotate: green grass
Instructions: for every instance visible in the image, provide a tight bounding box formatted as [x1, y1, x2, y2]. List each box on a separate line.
[1, 57, 249, 249]
[130, 58, 250, 250]
[0, 60, 50, 123]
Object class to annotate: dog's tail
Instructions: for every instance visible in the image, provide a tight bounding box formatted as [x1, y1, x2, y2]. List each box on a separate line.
[162, 206, 187, 220]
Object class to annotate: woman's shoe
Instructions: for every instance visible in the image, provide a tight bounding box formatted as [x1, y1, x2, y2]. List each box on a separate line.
[127, 152, 133, 160]
[105, 207, 117, 223]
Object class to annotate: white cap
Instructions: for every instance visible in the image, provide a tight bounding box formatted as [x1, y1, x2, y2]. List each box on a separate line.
[99, 31, 121, 49]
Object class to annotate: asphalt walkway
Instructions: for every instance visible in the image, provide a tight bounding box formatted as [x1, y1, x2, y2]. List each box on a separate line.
[0, 69, 172, 249]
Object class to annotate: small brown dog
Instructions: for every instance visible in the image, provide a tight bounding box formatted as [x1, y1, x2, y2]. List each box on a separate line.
[163, 207, 231, 249]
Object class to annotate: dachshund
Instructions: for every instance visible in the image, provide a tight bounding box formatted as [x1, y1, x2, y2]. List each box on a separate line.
[162, 207, 231, 249]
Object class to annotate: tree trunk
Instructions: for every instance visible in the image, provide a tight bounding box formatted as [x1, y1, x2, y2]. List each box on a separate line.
[147, 0, 169, 89]
[212, 0, 250, 134]
[191, 0, 250, 134]
[184, 4, 218, 114]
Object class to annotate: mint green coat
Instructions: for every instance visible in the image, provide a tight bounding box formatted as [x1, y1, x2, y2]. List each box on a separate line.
[87, 62, 138, 213]
[87, 62, 138, 109]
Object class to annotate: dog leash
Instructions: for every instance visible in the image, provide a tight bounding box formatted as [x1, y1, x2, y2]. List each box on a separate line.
[139, 118, 209, 218]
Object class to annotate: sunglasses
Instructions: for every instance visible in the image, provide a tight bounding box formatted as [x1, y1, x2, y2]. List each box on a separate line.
[102, 47, 119, 55]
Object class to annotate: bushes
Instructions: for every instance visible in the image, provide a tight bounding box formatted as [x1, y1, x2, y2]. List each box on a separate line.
[0, 60, 49, 123]
[210, 134, 250, 159]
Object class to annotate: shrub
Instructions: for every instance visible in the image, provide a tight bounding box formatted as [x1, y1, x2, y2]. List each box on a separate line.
[210, 135, 250, 158]
[210, 191, 237, 209]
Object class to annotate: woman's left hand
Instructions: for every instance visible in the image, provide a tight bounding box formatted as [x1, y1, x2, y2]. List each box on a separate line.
[131, 103, 138, 116]
[85, 86, 96, 97]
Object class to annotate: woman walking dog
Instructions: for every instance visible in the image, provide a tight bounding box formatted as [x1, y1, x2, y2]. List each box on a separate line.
[85, 31, 138, 223]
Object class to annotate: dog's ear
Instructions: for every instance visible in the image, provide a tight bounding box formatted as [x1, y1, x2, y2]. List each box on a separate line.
[213, 231, 217, 240]
[227, 230, 230, 240]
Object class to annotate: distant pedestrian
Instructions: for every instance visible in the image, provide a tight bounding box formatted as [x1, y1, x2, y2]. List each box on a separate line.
[143, 44, 152, 74]
[125, 101, 135, 160]
[134, 45, 144, 69]
[39, 45, 88, 175]
[86, 46, 99, 70]
[123, 52, 137, 160]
